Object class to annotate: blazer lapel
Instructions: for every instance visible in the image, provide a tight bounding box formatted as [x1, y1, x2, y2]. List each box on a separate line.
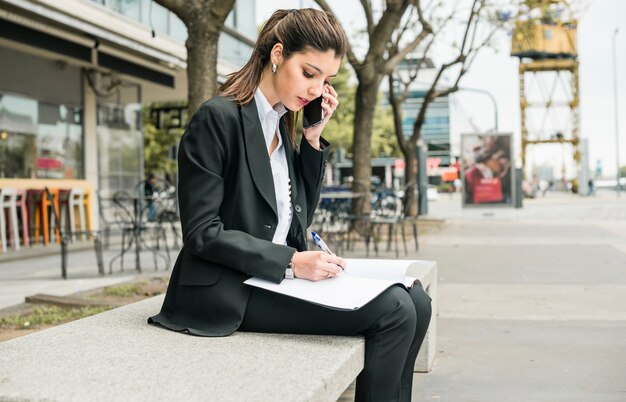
[278, 118, 298, 202]
[279, 118, 307, 248]
[240, 100, 277, 217]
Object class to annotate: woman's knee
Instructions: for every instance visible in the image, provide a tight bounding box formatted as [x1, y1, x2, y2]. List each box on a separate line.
[379, 286, 418, 331]
[410, 286, 432, 326]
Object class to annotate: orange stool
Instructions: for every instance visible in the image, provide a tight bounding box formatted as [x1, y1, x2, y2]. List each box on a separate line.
[46, 189, 62, 244]
[83, 188, 93, 233]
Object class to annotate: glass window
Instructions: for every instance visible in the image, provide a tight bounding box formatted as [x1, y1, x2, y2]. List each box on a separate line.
[96, 101, 143, 195]
[0, 93, 84, 179]
[219, 33, 254, 68]
[108, 0, 141, 22]
[150, 3, 169, 33]
[234, 0, 256, 39]
[169, 13, 187, 42]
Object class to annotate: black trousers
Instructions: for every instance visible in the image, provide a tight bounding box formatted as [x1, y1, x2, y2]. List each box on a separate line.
[239, 283, 432, 402]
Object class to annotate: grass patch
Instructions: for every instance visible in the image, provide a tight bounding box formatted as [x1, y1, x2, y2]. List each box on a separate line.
[102, 282, 145, 298]
[0, 305, 111, 331]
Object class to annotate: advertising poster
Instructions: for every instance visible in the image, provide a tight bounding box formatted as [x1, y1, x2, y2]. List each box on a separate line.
[461, 133, 514, 207]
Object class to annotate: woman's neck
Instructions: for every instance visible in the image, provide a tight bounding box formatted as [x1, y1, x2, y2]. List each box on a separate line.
[258, 70, 280, 107]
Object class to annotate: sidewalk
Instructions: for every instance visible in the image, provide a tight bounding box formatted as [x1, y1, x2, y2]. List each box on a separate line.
[0, 239, 175, 311]
[344, 190, 626, 401]
[1, 191, 625, 401]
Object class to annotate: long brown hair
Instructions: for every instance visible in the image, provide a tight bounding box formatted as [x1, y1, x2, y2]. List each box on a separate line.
[218, 8, 348, 148]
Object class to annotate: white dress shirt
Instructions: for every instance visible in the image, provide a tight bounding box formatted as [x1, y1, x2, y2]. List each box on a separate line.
[254, 88, 292, 246]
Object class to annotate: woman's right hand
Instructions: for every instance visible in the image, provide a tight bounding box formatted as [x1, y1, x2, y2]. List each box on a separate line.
[292, 251, 346, 281]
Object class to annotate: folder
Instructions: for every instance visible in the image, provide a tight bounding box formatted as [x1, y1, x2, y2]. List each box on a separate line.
[244, 258, 420, 311]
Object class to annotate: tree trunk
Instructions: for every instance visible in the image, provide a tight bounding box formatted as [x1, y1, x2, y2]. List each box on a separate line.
[155, 0, 235, 115]
[185, 23, 220, 115]
[351, 78, 381, 217]
[404, 142, 418, 217]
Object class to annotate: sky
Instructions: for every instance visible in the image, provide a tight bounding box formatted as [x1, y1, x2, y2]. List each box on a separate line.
[256, 0, 626, 180]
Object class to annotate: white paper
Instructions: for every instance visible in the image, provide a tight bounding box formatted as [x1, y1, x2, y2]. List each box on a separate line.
[244, 258, 420, 310]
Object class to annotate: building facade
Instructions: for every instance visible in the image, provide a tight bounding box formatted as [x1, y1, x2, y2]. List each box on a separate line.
[400, 90, 451, 167]
[0, 0, 254, 226]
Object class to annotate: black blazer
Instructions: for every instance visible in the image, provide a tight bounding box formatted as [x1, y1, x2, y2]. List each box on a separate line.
[149, 96, 330, 336]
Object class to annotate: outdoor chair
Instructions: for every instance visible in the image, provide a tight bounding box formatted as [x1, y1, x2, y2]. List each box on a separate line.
[108, 190, 170, 273]
[369, 194, 405, 258]
[43, 187, 104, 279]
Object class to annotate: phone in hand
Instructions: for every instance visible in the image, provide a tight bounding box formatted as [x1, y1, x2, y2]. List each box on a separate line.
[303, 96, 324, 129]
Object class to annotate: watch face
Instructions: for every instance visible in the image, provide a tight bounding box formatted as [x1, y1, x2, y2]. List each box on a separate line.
[285, 268, 294, 279]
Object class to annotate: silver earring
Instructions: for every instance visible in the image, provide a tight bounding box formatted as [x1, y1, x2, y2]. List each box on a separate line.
[272, 63, 277, 73]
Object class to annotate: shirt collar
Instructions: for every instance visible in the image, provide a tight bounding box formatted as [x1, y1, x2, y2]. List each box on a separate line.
[254, 88, 288, 151]
[254, 88, 287, 120]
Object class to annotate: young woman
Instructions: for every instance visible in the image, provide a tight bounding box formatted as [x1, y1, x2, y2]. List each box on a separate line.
[149, 9, 431, 401]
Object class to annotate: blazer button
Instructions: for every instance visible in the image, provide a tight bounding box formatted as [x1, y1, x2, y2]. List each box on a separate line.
[264, 224, 272, 229]
[294, 205, 302, 213]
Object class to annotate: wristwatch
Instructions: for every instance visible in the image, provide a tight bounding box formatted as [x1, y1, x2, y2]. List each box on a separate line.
[285, 266, 294, 280]
[285, 252, 296, 279]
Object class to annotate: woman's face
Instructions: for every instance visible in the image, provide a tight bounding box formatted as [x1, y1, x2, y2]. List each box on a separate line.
[272, 48, 341, 111]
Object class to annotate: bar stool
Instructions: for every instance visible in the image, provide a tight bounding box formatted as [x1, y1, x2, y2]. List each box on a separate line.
[16, 189, 29, 247]
[69, 187, 87, 241]
[26, 189, 46, 245]
[82, 188, 93, 235]
[46, 189, 61, 245]
[0, 188, 20, 252]
[58, 188, 87, 242]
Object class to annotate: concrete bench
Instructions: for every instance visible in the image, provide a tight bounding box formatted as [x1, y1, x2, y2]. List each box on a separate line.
[0, 261, 436, 402]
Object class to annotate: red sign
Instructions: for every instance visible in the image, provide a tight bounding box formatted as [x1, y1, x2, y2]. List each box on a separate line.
[36, 158, 63, 169]
[393, 159, 405, 171]
[426, 157, 441, 170]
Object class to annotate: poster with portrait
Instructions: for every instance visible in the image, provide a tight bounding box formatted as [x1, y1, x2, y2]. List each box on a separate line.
[461, 133, 515, 207]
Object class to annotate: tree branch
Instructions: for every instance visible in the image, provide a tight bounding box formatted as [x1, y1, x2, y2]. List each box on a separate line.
[458, 0, 480, 55]
[393, 5, 416, 49]
[154, 0, 189, 21]
[383, 31, 431, 73]
[409, 55, 462, 144]
[366, 0, 411, 62]
[359, 0, 375, 40]
[383, 1, 435, 74]
[388, 74, 408, 156]
[415, 0, 433, 35]
[314, 0, 363, 68]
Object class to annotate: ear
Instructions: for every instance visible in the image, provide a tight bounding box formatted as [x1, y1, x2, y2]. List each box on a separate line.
[270, 43, 284, 66]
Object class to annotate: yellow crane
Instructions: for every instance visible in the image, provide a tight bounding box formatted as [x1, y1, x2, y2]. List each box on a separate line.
[512, 0, 579, 186]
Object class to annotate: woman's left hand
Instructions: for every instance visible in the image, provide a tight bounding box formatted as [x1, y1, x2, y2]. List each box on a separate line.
[303, 85, 338, 150]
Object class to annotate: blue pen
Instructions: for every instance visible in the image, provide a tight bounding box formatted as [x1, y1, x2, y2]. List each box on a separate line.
[311, 231, 334, 255]
[311, 231, 345, 272]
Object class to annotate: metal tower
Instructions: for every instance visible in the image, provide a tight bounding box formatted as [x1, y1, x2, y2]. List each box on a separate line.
[512, 0, 579, 182]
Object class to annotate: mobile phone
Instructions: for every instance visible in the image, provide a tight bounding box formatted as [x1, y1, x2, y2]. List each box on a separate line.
[303, 96, 324, 129]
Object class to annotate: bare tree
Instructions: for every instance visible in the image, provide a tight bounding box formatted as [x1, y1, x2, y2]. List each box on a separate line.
[387, 0, 507, 216]
[155, 0, 236, 115]
[315, 0, 433, 217]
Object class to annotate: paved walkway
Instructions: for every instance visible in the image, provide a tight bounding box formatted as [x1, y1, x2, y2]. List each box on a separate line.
[1, 190, 625, 401]
[344, 190, 626, 401]
[0, 238, 175, 311]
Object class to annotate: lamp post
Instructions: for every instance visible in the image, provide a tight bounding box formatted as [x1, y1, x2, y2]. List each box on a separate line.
[459, 86, 499, 133]
[613, 28, 621, 197]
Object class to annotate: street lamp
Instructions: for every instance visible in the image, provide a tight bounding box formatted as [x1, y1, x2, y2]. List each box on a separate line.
[613, 28, 621, 197]
[459, 86, 499, 133]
